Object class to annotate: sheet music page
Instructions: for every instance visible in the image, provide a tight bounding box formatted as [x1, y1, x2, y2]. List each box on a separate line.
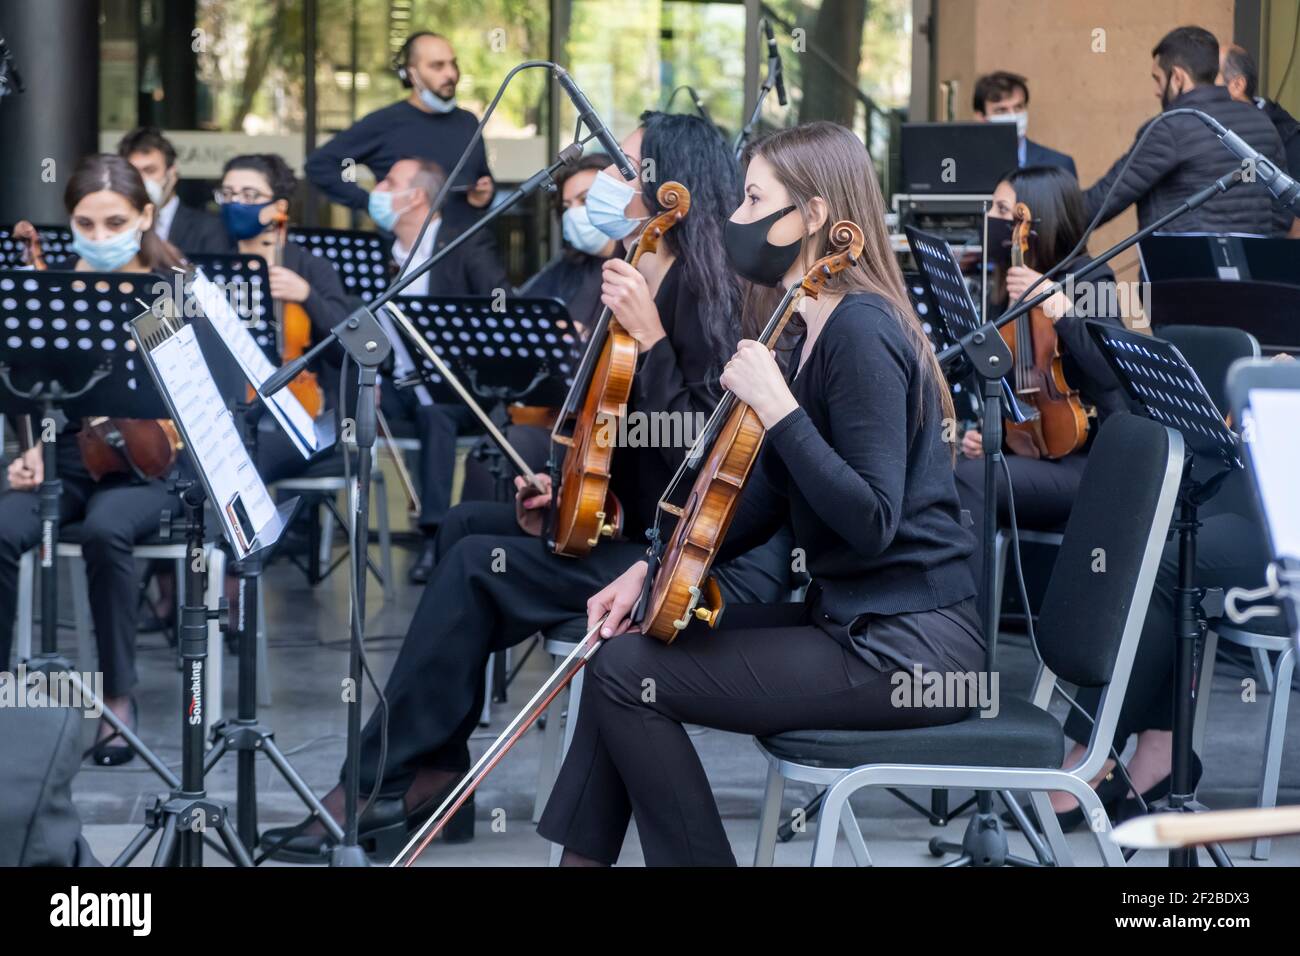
[1244, 389, 1300, 560]
[190, 269, 320, 458]
[150, 322, 277, 558]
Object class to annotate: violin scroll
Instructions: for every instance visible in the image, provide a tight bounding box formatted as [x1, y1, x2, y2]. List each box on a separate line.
[799, 220, 864, 298]
[634, 181, 690, 258]
[1011, 202, 1032, 263]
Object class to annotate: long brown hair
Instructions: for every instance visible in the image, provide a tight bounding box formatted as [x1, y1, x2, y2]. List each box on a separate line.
[739, 122, 955, 428]
[64, 153, 186, 274]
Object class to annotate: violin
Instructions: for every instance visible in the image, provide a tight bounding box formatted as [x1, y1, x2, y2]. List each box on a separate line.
[266, 211, 325, 418]
[1001, 202, 1089, 460]
[639, 221, 865, 642]
[547, 181, 690, 557]
[12, 221, 182, 480]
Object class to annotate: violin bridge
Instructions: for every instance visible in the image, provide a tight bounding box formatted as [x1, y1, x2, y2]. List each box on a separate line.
[658, 502, 684, 518]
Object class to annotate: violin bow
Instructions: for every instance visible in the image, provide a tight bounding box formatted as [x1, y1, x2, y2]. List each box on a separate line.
[381, 301, 540, 485]
[391, 616, 608, 867]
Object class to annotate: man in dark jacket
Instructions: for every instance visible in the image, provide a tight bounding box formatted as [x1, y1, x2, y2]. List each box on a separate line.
[972, 71, 1078, 178]
[118, 127, 230, 255]
[1083, 26, 1290, 236]
[1221, 43, 1300, 237]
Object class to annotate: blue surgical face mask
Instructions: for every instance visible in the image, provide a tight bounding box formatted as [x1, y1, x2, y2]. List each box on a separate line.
[221, 200, 273, 241]
[585, 171, 645, 240]
[369, 188, 416, 231]
[562, 204, 611, 255]
[418, 87, 457, 114]
[72, 221, 143, 272]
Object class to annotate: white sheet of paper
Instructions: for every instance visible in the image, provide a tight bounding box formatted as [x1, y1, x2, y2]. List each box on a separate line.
[190, 269, 319, 458]
[1243, 388, 1300, 561]
[149, 322, 277, 559]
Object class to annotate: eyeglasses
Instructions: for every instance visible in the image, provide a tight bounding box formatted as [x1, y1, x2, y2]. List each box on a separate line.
[214, 187, 274, 205]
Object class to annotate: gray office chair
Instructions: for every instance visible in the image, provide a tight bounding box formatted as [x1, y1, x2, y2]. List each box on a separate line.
[753, 414, 1184, 866]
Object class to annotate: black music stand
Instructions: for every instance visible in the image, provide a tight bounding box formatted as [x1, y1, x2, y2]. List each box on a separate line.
[393, 294, 578, 499]
[1087, 321, 1241, 868]
[116, 305, 293, 867]
[177, 266, 346, 857]
[0, 269, 181, 784]
[890, 227, 1053, 866]
[288, 227, 390, 303]
[187, 254, 362, 588]
[0, 223, 73, 268]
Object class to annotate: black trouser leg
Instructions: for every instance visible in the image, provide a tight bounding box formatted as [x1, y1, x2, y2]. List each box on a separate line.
[0, 480, 90, 668]
[350, 522, 647, 798]
[1064, 513, 1272, 747]
[538, 607, 982, 866]
[79, 480, 176, 698]
[954, 452, 1088, 586]
[415, 404, 457, 532]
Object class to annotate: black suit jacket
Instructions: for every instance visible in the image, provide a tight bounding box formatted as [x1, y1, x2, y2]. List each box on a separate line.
[167, 203, 231, 256]
[391, 219, 510, 298]
[1024, 138, 1078, 179]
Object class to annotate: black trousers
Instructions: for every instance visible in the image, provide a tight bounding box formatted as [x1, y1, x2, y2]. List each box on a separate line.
[1063, 512, 1271, 747]
[536, 599, 985, 866]
[351, 500, 790, 797]
[0, 456, 174, 697]
[954, 450, 1089, 587]
[380, 383, 482, 532]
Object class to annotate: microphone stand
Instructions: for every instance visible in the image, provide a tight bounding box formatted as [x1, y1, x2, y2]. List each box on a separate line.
[735, 46, 782, 161]
[259, 141, 586, 864]
[931, 167, 1245, 867]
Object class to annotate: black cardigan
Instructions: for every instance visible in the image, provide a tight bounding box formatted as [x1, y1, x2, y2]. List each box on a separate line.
[720, 292, 977, 645]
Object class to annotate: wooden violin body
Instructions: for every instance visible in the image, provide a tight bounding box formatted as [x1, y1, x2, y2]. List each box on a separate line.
[78, 417, 183, 481]
[549, 181, 690, 557]
[641, 220, 866, 642]
[1002, 202, 1088, 460]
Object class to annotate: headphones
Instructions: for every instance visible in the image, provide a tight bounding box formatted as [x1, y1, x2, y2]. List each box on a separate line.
[393, 32, 438, 89]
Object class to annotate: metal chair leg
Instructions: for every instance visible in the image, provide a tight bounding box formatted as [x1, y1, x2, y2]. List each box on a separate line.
[15, 550, 33, 663]
[1253, 645, 1294, 861]
[753, 764, 785, 867]
[839, 801, 872, 866]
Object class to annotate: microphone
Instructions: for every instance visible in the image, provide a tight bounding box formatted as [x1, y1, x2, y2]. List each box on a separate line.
[1189, 108, 1300, 213]
[554, 66, 637, 181]
[762, 17, 787, 107]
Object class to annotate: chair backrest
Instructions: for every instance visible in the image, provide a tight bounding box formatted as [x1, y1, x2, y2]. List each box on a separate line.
[1035, 414, 1183, 693]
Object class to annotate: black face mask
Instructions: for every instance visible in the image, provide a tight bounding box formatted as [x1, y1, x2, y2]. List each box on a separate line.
[723, 205, 800, 286]
[985, 215, 1015, 268]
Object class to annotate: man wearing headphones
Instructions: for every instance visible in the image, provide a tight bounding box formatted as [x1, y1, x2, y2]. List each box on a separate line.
[304, 32, 494, 231]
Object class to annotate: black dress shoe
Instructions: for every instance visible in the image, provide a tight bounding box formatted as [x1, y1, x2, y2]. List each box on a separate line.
[86, 699, 138, 767]
[408, 538, 437, 585]
[1002, 767, 1130, 833]
[261, 791, 474, 864]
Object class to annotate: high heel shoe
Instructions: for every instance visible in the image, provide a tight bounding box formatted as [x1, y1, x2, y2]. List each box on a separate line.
[1115, 752, 1203, 824]
[86, 699, 137, 767]
[261, 788, 474, 863]
[1002, 767, 1130, 833]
